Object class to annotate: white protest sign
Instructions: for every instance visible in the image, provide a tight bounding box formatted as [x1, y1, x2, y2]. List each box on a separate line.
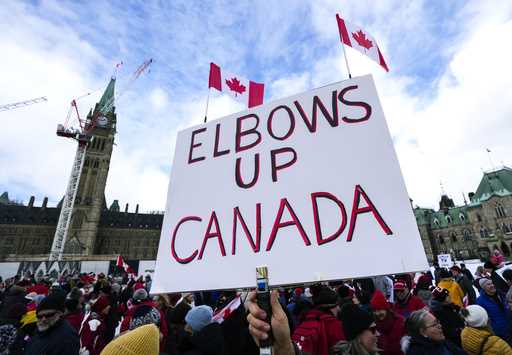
[437, 254, 453, 268]
[152, 74, 429, 293]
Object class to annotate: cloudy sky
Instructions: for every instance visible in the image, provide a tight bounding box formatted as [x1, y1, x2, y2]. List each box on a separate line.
[1, 0, 511, 212]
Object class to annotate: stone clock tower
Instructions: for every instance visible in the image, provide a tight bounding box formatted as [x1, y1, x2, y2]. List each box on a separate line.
[64, 78, 117, 255]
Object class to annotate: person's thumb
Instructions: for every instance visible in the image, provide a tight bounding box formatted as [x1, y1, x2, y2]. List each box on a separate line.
[270, 290, 285, 318]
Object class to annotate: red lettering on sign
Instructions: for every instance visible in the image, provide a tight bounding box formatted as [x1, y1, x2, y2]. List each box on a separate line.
[198, 211, 227, 259]
[347, 185, 392, 242]
[266, 198, 311, 251]
[267, 105, 295, 141]
[294, 91, 339, 133]
[311, 192, 347, 245]
[188, 128, 207, 164]
[214, 123, 230, 157]
[171, 216, 201, 264]
[235, 154, 260, 189]
[235, 114, 262, 153]
[270, 147, 297, 182]
[339, 85, 372, 123]
[231, 204, 262, 254]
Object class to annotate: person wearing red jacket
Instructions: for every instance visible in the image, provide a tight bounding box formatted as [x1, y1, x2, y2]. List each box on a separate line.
[392, 281, 425, 318]
[370, 290, 405, 355]
[291, 285, 344, 354]
[120, 288, 168, 349]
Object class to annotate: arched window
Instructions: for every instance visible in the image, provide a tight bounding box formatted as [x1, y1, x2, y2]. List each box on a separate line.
[477, 214, 482, 222]
[451, 232, 457, 243]
[438, 235, 444, 244]
[433, 218, 440, 226]
[496, 203, 506, 218]
[463, 229, 472, 241]
[459, 213, 465, 222]
[446, 215, 453, 224]
[503, 223, 511, 234]
[480, 226, 490, 238]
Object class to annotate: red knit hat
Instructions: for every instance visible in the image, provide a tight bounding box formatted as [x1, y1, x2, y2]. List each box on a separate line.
[370, 290, 390, 310]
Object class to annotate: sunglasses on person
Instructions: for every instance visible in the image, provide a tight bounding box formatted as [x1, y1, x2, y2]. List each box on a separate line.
[37, 311, 57, 319]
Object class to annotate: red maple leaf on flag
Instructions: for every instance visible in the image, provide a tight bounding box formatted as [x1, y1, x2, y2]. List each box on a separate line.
[225, 77, 246, 96]
[352, 30, 373, 50]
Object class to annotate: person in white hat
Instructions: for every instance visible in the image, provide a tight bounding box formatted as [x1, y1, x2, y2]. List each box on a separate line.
[460, 305, 512, 354]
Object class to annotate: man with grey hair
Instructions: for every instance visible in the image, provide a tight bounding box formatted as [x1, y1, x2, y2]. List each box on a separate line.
[476, 277, 512, 342]
[24, 293, 80, 355]
[402, 308, 465, 354]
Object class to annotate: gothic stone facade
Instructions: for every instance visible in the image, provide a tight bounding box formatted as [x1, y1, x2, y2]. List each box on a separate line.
[414, 167, 512, 264]
[0, 193, 162, 261]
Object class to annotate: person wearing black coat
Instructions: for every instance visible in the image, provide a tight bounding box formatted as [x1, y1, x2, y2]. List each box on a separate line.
[178, 322, 225, 355]
[404, 308, 466, 355]
[24, 319, 79, 355]
[0, 286, 26, 321]
[24, 293, 79, 355]
[451, 266, 476, 305]
[178, 305, 225, 355]
[429, 287, 465, 347]
[460, 264, 474, 282]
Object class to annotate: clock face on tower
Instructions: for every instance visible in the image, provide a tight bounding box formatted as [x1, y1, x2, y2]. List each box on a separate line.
[97, 115, 108, 127]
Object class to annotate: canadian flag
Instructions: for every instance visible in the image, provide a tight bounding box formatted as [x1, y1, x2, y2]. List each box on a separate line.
[116, 255, 135, 275]
[336, 14, 389, 72]
[212, 295, 242, 324]
[208, 63, 265, 108]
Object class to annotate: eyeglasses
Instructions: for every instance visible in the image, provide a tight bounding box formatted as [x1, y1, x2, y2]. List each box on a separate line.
[37, 311, 57, 320]
[368, 326, 378, 334]
[425, 320, 441, 328]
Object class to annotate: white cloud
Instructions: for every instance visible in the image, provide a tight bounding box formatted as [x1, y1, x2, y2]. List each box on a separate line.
[2, 0, 512, 215]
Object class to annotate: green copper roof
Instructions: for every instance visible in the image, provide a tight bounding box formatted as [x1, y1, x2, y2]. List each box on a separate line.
[414, 207, 434, 226]
[109, 199, 120, 212]
[471, 167, 512, 204]
[0, 192, 10, 205]
[414, 205, 470, 229]
[97, 77, 115, 114]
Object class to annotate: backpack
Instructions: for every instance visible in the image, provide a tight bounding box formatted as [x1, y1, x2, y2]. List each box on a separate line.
[291, 312, 337, 355]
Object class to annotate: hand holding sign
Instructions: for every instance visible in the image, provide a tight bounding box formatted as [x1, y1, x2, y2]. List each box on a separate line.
[246, 291, 294, 355]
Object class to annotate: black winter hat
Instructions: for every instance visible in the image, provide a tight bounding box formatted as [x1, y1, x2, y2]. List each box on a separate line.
[439, 268, 452, 279]
[339, 304, 374, 341]
[312, 285, 337, 308]
[37, 294, 65, 313]
[484, 261, 496, 270]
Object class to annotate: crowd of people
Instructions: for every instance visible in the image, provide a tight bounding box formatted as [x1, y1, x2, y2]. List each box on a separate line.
[2, 255, 512, 354]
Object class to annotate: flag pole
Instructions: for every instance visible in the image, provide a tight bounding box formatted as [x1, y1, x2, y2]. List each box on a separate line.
[341, 44, 352, 79]
[204, 88, 211, 123]
[486, 148, 496, 171]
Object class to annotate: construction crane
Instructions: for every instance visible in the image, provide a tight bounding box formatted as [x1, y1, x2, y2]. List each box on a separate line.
[49, 59, 153, 261]
[0, 97, 47, 112]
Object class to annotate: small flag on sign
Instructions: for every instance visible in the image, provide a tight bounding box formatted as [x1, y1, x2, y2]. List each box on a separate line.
[208, 63, 265, 108]
[336, 14, 389, 72]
